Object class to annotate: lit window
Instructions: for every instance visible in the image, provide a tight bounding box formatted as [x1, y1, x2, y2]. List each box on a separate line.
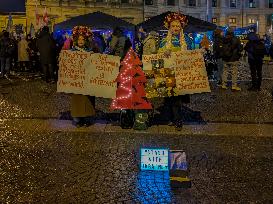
[229, 18, 237, 24]
[212, 18, 217, 23]
[189, 0, 196, 6]
[248, 18, 256, 24]
[230, 0, 236, 8]
[249, 0, 256, 8]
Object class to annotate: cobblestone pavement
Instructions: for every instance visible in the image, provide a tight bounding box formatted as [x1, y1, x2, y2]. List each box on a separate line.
[1, 63, 273, 203]
[0, 75, 273, 124]
[1, 124, 273, 203]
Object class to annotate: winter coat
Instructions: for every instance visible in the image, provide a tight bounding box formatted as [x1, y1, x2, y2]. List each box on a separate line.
[36, 31, 56, 64]
[222, 34, 243, 62]
[109, 34, 131, 59]
[244, 33, 266, 63]
[213, 34, 224, 59]
[70, 46, 97, 118]
[18, 39, 29, 62]
[27, 38, 38, 59]
[0, 36, 15, 58]
[109, 35, 126, 57]
[143, 35, 158, 55]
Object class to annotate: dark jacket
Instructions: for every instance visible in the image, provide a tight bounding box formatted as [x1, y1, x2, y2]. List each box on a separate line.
[0, 36, 15, 58]
[36, 30, 56, 64]
[222, 33, 243, 62]
[213, 34, 224, 59]
[244, 33, 266, 63]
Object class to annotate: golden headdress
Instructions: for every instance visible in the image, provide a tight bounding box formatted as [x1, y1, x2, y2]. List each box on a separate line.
[72, 26, 93, 41]
[164, 13, 188, 29]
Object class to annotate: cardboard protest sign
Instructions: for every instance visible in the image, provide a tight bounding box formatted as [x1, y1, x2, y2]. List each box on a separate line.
[173, 49, 211, 95]
[142, 49, 210, 97]
[142, 53, 174, 71]
[57, 50, 120, 98]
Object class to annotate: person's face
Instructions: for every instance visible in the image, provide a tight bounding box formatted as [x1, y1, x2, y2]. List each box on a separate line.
[220, 31, 224, 37]
[170, 20, 182, 35]
[77, 35, 85, 48]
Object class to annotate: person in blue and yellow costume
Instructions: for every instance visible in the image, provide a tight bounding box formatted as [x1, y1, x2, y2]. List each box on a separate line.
[69, 26, 97, 127]
[159, 12, 190, 131]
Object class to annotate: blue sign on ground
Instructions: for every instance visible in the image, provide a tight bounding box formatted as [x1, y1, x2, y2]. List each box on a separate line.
[140, 148, 169, 171]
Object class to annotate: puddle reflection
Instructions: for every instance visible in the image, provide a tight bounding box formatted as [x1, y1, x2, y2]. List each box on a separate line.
[135, 171, 173, 203]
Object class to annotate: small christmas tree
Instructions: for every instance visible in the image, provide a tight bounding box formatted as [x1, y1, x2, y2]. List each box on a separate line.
[111, 48, 152, 110]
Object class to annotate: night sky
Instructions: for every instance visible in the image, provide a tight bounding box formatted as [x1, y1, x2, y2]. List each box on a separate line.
[0, 0, 26, 13]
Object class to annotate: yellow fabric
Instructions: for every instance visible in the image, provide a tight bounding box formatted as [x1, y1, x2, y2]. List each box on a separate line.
[18, 39, 29, 62]
[71, 94, 95, 117]
[158, 31, 187, 53]
[170, 177, 190, 182]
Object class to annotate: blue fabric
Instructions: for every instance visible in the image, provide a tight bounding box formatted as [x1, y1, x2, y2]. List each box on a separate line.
[159, 35, 181, 48]
[247, 32, 259, 41]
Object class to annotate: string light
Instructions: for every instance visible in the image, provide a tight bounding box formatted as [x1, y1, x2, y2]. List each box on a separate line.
[111, 48, 152, 110]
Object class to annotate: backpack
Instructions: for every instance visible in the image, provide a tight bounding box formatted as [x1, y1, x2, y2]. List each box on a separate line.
[133, 112, 149, 130]
[253, 41, 266, 57]
[120, 109, 135, 129]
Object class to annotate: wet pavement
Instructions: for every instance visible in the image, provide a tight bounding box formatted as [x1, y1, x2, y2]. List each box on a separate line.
[1, 64, 273, 203]
[1, 128, 273, 203]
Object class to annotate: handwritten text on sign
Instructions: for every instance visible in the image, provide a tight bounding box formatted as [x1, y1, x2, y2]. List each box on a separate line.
[173, 49, 211, 95]
[141, 148, 169, 171]
[142, 53, 174, 70]
[142, 49, 210, 96]
[57, 50, 120, 98]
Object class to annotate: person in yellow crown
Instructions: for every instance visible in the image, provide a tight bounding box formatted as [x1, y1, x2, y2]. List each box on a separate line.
[158, 12, 190, 131]
[69, 26, 96, 127]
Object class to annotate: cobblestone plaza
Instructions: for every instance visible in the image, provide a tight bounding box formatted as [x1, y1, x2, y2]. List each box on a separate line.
[1, 62, 273, 203]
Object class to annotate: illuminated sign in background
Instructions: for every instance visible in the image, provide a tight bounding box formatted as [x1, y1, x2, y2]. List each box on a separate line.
[141, 148, 169, 171]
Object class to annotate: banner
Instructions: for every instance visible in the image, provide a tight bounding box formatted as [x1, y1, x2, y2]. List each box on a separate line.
[57, 50, 120, 98]
[143, 49, 210, 97]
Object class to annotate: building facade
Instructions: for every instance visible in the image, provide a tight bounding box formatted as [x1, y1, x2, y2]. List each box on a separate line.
[0, 0, 26, 32]
[26, 0, 144, 32]
[144, 0, 273, 35]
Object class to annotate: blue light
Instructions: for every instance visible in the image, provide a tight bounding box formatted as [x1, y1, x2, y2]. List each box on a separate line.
[140, 148, 169, 171]
[134, 171, 173, 203]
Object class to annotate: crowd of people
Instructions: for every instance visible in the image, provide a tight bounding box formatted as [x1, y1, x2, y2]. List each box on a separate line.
[0, 27, 59, 83]
[212, 29, 271, 92]
[0, 14, 272, 130]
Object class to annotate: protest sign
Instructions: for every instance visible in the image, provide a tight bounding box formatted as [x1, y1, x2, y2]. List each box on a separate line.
[173, 49, 211, 95]
[57, 50, 120, 98]
[142, 49, 210, 97]
[142, 53, 174, 71]
[141, 148, 169, 171]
